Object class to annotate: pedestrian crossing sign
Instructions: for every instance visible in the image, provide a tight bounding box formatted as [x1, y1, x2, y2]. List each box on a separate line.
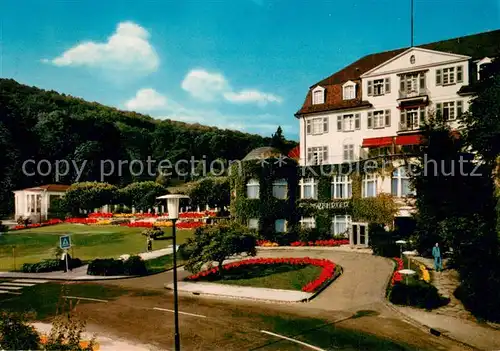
[60, 235, 71, 249]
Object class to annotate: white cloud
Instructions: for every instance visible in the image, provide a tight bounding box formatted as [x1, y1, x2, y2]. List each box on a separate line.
[181, 69, 282, 106]
[223, 90, 283, 106]
[125, 88, 167, 111]
[45, 21, 159, 74]
[124, 89, 291, 134]
[181, 69, 229, 101]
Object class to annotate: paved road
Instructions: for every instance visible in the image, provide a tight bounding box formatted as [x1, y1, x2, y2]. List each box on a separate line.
[94, 249, 469, 350]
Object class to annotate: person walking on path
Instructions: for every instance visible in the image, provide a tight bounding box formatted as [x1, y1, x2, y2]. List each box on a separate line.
[432, 243, 443, 272]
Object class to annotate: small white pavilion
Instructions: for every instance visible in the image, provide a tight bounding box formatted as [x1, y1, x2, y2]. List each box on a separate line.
[13, 184, 70, 223]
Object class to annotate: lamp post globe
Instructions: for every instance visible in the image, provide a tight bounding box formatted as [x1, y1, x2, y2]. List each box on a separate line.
[156, 194, 189, 351]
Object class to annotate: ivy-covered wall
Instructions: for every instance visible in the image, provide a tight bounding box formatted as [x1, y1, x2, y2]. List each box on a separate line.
[229, 158, 299, 240]
[230, 158, 399, 238]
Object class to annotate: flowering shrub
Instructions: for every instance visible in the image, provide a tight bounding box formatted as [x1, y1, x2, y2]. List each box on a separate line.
[290, 239, 350, 247]
[257, 240, 279, 247]
[419, 264, 431, 283]
[88, 212, 113, 218]
[155, 221, 173, 227]
[11, 219, 63, 230]
[391, 257, 404, 286]
[185, 257, 339, 293]
[92, 220, 112, 225]
[65, 218, 97, 224]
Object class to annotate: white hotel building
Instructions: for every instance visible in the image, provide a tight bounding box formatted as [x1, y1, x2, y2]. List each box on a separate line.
[294, 29, 499, 234]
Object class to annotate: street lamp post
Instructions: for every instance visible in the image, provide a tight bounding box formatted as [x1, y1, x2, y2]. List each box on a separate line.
[157, 194, 189, 351]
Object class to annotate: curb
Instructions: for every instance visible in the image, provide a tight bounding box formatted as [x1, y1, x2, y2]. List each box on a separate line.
[383, 301, 480, 350]
[164, 284, 313, 304]
[257, 246, 373, 254]
[165, 265, 343, 304]
[303, 266, 343, 302]
[0, 265, 185, 282]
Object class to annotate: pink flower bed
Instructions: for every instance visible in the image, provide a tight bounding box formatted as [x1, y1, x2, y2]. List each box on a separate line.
[290, 239, 350, 247]
[185, 257, 339, 293]
[391, 257, 404, 286]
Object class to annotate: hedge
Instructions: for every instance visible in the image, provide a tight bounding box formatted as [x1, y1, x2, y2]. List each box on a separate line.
[87, 256, 147, 276]
[389, 280, 449, 309]
[21, 258, 83, 273]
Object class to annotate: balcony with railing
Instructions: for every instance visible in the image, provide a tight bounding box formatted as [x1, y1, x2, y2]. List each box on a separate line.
[398, 87, 430, 100]
[399, 120, 421, 133]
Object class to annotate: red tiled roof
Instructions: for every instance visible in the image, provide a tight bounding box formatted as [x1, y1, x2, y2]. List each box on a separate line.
[296, 29, 500, 117]
[22, 184, 70, 192]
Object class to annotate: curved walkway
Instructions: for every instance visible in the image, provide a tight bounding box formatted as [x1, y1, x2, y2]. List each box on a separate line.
[257, 248, 393, 312]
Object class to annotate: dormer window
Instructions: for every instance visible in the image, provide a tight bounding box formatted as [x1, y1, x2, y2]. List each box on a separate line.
[312, 86, 325, 104]
[342, 81, 356, 100]
[477, 57, 492, 81]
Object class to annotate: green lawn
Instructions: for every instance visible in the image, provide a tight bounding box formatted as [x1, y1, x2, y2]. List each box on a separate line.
[189, 263, 334, 291]
[0, 224, 194, 271]
[145, 253, 187, 274]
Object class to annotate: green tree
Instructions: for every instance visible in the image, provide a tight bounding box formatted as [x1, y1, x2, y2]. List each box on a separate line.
[461, 57, 500, 166]
[181, 221, 257, 274]
[63, 182, 117, 214]
[0, 312, 40, 350]
[118, 181, 168, 211]
[187, 177, 230, 209]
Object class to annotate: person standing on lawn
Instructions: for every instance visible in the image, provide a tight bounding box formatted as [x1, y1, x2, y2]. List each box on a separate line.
[432, 243, 443, 272]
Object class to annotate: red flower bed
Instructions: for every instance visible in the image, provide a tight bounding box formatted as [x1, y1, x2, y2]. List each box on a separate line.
[121, 221, 204, 229]
[65, 218, 98, 224]
[391, 257, 404, 286]
[122, 221, 153, 228]
[290, 239, 349, 247]
[179, 211, 217, 219]
[176, 222, 204, 230]
[185, 257, 338, 293]
[11, 219, 63, 230]
[88, 212, 113, 218]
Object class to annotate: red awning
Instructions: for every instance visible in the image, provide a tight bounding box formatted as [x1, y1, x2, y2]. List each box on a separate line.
[362, 137, 394, 148]
[395, 134, 422, 145]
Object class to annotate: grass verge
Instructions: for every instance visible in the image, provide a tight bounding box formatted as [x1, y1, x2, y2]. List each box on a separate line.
[145, 253, 186, 275]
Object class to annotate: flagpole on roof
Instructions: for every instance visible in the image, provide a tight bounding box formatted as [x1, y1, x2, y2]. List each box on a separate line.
[411, 0, 414, 47]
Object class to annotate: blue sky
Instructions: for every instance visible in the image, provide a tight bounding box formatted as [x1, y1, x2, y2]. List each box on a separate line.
[1, 0, 499, 140]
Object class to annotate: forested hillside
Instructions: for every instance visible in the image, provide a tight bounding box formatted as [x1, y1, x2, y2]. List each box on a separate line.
[0, 78, 295, 216]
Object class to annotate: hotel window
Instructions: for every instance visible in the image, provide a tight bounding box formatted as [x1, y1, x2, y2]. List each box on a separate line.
[306, 117, 328, 135]
[367, 110, 390, 129]
[343, 84, 355, 100]
[300, 178, 318, 199]
[337, 113, 360, 132]
[312, 87, 325, 104]
[343, 144, 355, 162]
[307, 146, 328, 165]
[436, 65, 463, 86]
[331, 215, 351, 236]
[331, 175, 352, 199]
[36, 195, 41, 213]
[300, 217, 316, 230]
[400, 107, 425, 131]
[362, 173, 378, 198]
[436, 100, 463, 121]
[392, 167, 413, 197]
[367, 77, 390, 96]
[275, 219, 286, 233]
[400, 72, 426, 93]
[248, 218, 259, 230]
[272, 179, 288, 199]
[246, 179, 260, 199]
